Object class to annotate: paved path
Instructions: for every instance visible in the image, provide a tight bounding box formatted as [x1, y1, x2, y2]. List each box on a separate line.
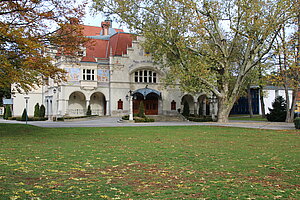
[0, 117, 296, 130]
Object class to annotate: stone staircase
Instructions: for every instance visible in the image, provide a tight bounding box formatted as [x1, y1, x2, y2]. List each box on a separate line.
[146, 114, 187, 122]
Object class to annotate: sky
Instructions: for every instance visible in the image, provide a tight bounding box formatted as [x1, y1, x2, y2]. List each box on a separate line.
[82, 1, 104, 27]
[82, 0, 129, 32]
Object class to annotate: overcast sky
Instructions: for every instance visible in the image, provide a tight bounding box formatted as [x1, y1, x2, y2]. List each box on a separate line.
[82, 0, 130, 32]
[82, 0, 104, 27]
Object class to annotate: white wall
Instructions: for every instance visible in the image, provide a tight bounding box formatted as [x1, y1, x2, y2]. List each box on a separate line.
[261, 88, 293, 114]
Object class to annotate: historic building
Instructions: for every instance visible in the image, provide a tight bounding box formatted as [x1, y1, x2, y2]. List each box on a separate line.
[11, 20, 214, 119]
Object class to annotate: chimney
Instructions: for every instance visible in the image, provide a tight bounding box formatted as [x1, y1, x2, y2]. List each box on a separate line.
[101, 20, 111, 36]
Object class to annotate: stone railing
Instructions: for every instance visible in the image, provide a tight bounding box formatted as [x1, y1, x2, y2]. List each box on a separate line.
[67, 109, 87, 116]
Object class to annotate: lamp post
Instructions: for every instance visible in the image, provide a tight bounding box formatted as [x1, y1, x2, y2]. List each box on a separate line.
[126, 90, 134, 121]
[24, 95, 30, 125]
[209, 94, 217, 121]
[53, 88, 57, 121]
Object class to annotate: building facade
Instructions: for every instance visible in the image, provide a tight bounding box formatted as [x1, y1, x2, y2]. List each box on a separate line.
[11, 20, 215, 118]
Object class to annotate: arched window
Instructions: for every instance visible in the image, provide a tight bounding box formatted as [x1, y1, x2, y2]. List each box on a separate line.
[117, 99, 123, 110]
[171, 100, 176, 110]
[134, 70, 157, 83]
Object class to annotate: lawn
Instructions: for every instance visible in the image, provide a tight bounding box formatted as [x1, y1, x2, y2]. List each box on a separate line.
[0, 124, 299, 199]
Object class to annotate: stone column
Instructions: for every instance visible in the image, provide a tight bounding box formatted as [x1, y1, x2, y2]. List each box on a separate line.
[106, 100, 110, 116]
[158, 99, 163, 115]
[194, 102, 198, 115]
[65, 100, 69, 115]
[203, 99, 207, 116]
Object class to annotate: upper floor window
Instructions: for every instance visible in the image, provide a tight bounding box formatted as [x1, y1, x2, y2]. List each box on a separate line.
[83, 69, 95, 81]
[134, 70, 157, 83]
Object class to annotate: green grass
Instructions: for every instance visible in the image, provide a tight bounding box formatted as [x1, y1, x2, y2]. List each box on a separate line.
[0, 124, 299, 199]
[229, 115, 268, 121]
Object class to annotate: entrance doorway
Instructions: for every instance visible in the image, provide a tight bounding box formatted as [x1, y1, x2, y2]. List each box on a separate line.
[133, 92, 159, 115]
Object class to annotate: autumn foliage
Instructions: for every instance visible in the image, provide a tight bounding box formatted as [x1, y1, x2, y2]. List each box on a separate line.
[0, 0, 89, 91]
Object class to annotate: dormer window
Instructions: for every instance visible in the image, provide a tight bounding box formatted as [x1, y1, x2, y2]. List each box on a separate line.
[134, 70, 157, 83]
[78, 51, 84, 57]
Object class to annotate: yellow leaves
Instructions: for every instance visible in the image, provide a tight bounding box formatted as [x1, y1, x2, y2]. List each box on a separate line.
[33, 185, 44, 189]
[70, 167, 86, 172]
[15, 182, 25, 186]
[24, 190, 34, 195]
[46, 169, 59, 173]
[10, 196, 21, 200]
[100, 195, 110, 199]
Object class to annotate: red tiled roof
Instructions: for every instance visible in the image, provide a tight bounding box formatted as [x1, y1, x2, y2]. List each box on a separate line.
[85, 39, 110, 59]
[81, 56, 96, 62]
[81, 25, 102, 36]
[56, 24, 133, 59]
[109, 33, 135, 56]
[81, 25, 123, 36]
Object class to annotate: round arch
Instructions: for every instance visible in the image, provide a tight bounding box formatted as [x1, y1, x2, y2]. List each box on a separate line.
[133, 91, 160, 115]
[181, 94, 195, 115]
[197, 94, 210, 116]
[68, 91, 86, 116]
[90, 92, 106, 116]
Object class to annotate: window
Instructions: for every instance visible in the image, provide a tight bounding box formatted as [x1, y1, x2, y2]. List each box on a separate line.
[83, 69, 95, 80]
[171, 100, 176, 110]
[117, 99, 123, 110]
[134, 70, 157, 83]
[78, 51, 84, 56]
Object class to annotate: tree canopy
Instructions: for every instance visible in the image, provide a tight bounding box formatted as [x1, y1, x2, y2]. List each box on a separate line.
[93, 0, 298, 122]
[0, 0, 89, 91]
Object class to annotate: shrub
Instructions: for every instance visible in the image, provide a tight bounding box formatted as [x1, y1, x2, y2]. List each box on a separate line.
[21, 109, 28, 121]
[294, 118, 300, 129]
[122, 115, 129, 120]
[40, 104, 46, 118]
[57, 117, 64, 121]
[266, 96, 287, 122]
[182, 101, 190, 116]
[16, 117, 47, 121]
[34, 103, 40, 117]
[4, 105, 12, 120]
[188, 116, 213, 122]
[86, 105, 92, 116]
[134, 117, 155, 123]
[138, 101, 145, 118]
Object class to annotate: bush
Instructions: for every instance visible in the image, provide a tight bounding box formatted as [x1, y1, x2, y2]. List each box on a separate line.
[57, 117, 64, 121]
[40, 104, 46, 118]
[86, 105, 92, 116]
[122, 115, 129, 120]
[21, 108, 28, 121]
[266, 96, 287, 122]
[134, 117, 155, 123]
[13, 116, 47, 121]
[138, 101, 145, 118]
[34, 103, 40, 117]
[294, 117, 300, 129]
[182, 101, 190, 116]
[4, 105, 12, 120]
[188, 116, 213, 122]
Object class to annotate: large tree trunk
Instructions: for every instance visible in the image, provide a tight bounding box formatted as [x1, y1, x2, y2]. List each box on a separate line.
[281, 26, 292, 123]
[217, 96, 234, 123]
[289, 89, 297, 121]
[247, 85, 254, 118]
[284, 85, 292, 123]
[259, 86, 266, 118]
